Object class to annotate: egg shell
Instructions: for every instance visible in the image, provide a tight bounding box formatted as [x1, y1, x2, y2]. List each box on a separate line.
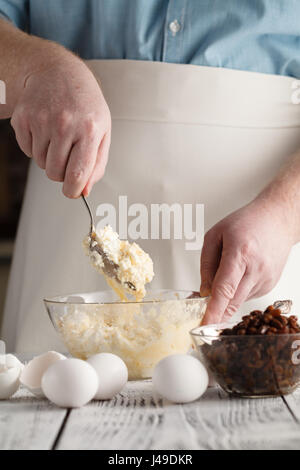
[20, 351, 66, 397]
[153, 354, 208, 403]
[0, 365, 21, 399]
[87, 353, 128, 400]
[5, 354, 24, 371]
[41, 358, 98, 408]
[0, 354, 24, 400]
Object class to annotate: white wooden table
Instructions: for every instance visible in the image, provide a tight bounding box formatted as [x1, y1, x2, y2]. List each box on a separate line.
[1, 374, 300, 450]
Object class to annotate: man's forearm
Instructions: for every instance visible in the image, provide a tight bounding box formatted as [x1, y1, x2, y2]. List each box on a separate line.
[0, 18, 75, 118]
[255, 149, 300, 245]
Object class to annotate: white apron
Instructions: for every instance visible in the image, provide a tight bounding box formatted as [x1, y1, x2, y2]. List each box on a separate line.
[2, 60, 300, 353]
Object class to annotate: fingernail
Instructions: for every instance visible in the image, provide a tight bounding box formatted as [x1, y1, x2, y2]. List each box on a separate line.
[82, 185, 90, 197]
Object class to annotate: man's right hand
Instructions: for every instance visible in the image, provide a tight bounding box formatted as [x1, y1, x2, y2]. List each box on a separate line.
[11, 55, 111, 198]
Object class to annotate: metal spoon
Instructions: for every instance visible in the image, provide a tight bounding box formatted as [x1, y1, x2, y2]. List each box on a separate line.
[81, 195, 136, 291]
[81, 195, 119, 280]
[81, 194, 95, 236]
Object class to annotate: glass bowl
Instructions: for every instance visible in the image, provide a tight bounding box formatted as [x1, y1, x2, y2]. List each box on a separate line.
[44, 289, 208, 380]
[190, 323, 300, 398]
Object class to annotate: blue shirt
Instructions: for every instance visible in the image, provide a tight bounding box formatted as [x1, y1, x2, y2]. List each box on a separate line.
[1, 0, 300, 77]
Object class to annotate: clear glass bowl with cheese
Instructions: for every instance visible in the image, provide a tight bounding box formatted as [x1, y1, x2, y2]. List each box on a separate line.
[44, 290, 208, 380]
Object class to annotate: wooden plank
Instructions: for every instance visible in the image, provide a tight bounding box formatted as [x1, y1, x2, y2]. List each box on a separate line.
[57, 380, 203, 450]
[57, 382, 300, 450]
[0, 386, 67, 450]
[181, 388, 300, 450]
[1, 350, 298, 450]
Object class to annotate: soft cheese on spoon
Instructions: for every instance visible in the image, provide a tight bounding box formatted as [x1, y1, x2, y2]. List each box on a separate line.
[83, 225, 154, 301]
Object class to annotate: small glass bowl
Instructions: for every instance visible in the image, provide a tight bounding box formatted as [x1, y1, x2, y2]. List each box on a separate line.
[190, 323, 300, 398]
[44, 289, 208, 380]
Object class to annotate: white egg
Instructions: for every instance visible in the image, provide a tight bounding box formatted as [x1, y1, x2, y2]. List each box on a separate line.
[189, 349, 216, 387]
[41, 358, 98, 408]
[0, 354, 23, 399]
[20, 351, 66, 397]
[153, 354, 208, 403]
[87, 353, 128, 400]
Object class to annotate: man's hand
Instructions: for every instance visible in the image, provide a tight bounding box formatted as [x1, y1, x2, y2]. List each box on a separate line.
[200, 197, 295, 324]
[0, 18, 111, 198]
[11, 57, 111, 198]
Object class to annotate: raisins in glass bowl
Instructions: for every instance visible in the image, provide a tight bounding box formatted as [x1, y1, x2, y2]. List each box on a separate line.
[190, 301, 300, 397]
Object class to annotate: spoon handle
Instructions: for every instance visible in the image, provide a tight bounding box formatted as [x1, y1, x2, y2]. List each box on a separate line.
[81, 195, 94, 234]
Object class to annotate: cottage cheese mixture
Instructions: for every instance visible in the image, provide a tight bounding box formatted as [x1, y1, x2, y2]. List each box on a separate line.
[83, 225, 154, 301]
[54, 299, 204, 379]
[54, 226, 205, 379]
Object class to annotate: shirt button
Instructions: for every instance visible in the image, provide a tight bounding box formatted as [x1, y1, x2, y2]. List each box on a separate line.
[169, 19, 181, 35]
